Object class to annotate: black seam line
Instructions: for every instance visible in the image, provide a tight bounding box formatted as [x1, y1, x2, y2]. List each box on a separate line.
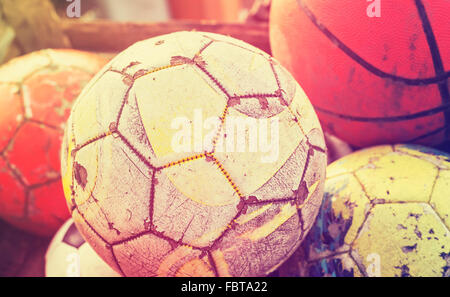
[207, 251, 220, 277]
[405, 124, 447, 143]
[314, 103, 450, 122]
[110, 248, 126, 277]
[296, 0, 450, 86]
[414, 0, 450, 138]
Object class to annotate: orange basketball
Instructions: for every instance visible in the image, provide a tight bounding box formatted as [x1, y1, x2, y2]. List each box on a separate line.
[270, 0, 450, 148]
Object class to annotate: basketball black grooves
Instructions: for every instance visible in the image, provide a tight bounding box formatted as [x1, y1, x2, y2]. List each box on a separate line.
[296, 0, 450, 142]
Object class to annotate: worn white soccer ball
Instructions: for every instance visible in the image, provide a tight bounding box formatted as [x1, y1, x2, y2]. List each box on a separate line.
[61, 31, 327, 276]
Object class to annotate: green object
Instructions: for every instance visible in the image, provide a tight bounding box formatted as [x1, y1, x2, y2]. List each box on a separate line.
[0, 20, 15, 63]
[0, 0, 71, 62]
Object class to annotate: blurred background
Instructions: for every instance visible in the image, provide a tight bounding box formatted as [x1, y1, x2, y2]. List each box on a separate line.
[0, 0, 270, 63]
[52, 0, 258, 22]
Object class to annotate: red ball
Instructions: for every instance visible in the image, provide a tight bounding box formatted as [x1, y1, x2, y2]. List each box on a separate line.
[0, 49, 107, 236]
[270, 0, 450, 147]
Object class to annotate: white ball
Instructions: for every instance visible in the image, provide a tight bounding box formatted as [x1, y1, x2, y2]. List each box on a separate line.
[45, 219, 120, 277]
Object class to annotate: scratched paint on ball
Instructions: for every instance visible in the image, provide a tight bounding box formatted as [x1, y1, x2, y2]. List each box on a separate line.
[62, 31, 327, 277]
[277, 144, 450, 277]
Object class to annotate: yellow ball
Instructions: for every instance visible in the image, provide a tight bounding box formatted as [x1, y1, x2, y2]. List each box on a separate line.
[61, 31, 327, 276]
[279, 144, 449, 277]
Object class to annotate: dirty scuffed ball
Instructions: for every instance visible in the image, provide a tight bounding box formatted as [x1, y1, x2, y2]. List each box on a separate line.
[0, 49, 106, 236]
[61, 31, 327, 277]
[278, 145, 450, 277]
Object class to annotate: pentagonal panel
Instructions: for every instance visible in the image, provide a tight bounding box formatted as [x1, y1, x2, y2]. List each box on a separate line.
[62, 222, 85, 248]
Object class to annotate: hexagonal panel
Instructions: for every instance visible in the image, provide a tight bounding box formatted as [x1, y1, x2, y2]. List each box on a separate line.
[0, 51, 51, 83]
[45, 49, 107, 74]
[429, 169, 450, 229]
[0, 83, 23, 152]
[200, 41, 278, 96]
[117, 90, 156, 168]
[324, 173, 372, 246]
[394, 144, 450, 170]
[7, 122, 61, 186]
[353, 203, 449, 277]
[327, 146, 393, 179]
[109, 31, 210, 76]
[211, 202, 301, 276]
[74, 136, 152, 243]
[247, 140, 309, 202]
[0, 156, 26, 219]
[153, 169, 239, 248]
[162, 158, 239, 207]
[71, 210, 122, 275]
[28, 180, 69, 234]
[355, 151, 438, 203]
[72, 70, 129, 146]
[112, 233, 173, 277]
[23, 67, 92, 127]
[134, 64, 227, 167]
[213, 107, 303, 196]
[92, 136, 152, 242]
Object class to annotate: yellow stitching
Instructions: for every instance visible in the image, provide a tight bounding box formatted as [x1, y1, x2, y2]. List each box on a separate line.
[160, 153, 207, 169]
[135, 63, 185, 80]
[208, 154, 244, 199]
